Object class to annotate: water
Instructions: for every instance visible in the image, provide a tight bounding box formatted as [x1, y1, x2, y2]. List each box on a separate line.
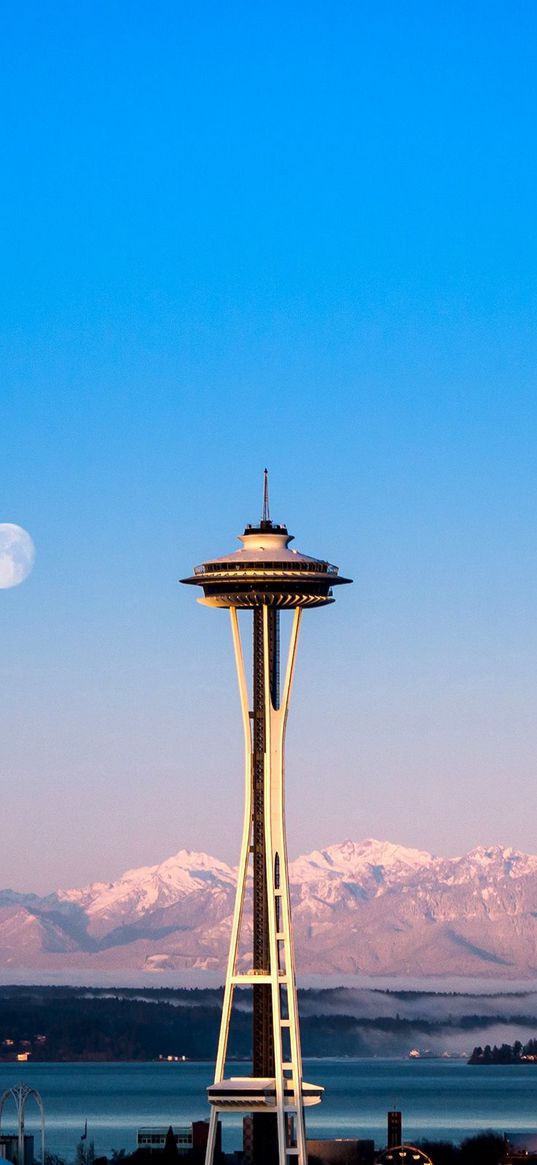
[1, 1060, 537, 1159]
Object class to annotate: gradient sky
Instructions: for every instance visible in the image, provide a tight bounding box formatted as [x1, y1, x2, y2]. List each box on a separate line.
[2, 1, 537, 893]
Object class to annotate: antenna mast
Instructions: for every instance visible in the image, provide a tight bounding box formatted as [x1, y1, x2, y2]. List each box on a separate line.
[262, 468, 270, 524]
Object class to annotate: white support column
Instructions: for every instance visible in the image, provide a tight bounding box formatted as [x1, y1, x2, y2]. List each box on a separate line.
[203, 1108, 220, 1165]
[204, 608, 254, 1165]
[262, 605, 307, 1165]
[276, 610, 308, 1165]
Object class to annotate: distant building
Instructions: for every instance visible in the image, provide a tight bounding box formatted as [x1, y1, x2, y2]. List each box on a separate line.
[243, 1114, 374, 1165]
[136, 1122, 220, 1156]
[0, 1135, 33, 1165]
[307, 1138, 375, 1165]
[387, 1113, 402, 1150]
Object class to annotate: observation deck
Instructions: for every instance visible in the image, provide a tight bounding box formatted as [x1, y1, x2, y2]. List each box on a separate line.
[181, 519, 351, 609]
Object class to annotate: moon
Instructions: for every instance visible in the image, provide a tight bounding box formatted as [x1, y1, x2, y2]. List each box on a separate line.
[0, 524, 36, 589]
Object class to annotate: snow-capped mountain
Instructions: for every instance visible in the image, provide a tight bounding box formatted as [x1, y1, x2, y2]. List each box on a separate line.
[59, 850, 237, 938]
[3, 840, 537, 978]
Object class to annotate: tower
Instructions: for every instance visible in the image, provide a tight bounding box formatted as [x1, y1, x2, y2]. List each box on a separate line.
[387, 1110, 402, 1149]
[181, 475, 351, 1165]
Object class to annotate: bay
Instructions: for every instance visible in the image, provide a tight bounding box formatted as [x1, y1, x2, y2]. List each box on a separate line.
[1, 1061, 537, 1159]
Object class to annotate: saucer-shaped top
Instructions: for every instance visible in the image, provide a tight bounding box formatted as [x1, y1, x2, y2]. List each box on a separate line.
[181, 520, 351, 609]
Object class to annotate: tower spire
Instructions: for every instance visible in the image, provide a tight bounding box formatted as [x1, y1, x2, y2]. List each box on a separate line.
[262, 468, 270, 525]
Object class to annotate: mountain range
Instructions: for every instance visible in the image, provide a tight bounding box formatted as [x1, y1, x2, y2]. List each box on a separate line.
[3, 839, 537, 979]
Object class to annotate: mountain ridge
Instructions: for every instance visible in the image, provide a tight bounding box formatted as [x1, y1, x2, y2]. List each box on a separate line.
[3, 838, 537, 978]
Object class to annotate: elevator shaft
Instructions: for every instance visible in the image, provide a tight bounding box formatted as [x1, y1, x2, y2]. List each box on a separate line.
[252, 607, 279, 1163]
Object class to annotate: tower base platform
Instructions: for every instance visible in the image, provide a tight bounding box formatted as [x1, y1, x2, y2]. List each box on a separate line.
[207, 1077, 323, 1109]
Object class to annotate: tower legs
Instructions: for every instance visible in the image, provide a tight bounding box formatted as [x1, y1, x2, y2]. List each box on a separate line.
[204, 604, 318, 1165]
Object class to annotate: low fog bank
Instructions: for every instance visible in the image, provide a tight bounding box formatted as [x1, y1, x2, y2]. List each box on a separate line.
[1, 984, 537, 1057]
[299, 987, 537, 1021]
[297, 989, 537, 1056]
[301, 1020, 536, 1059]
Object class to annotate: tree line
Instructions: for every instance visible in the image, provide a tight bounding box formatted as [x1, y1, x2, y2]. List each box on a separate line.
[1, 987, 537, 1061]
[469, 1038, 537, 1064]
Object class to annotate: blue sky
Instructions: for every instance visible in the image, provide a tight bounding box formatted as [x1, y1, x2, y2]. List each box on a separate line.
[2, 1, 537, 891]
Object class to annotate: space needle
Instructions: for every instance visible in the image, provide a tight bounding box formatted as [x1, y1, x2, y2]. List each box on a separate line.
[181, 474, 351, 1165]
